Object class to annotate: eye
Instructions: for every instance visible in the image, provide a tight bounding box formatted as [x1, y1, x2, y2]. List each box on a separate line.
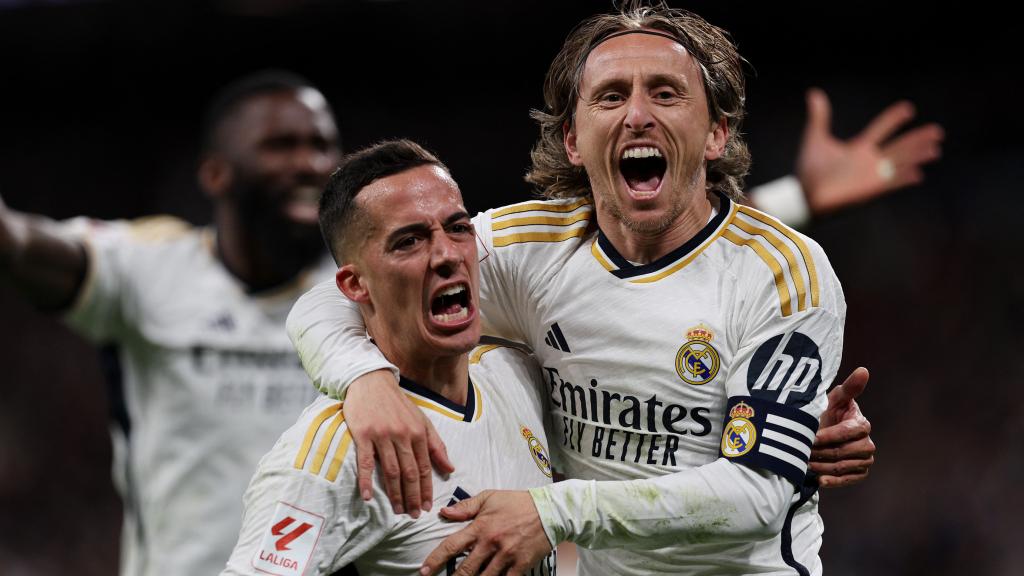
[653, 89, 679, 101]
[392, 235, 422, 251]
[598, 92, 625, 105]
[448, 221, 475, 235]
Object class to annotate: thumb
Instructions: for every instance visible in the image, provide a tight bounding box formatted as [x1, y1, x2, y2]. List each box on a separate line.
[439, 492, 488, 521]
[828, 367, 869, 410]
[804, 87, 832, 140]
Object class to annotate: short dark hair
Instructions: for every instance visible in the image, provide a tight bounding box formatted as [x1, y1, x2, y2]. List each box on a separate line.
[199, 70, 318, 154]
[319, 139, 447, 263]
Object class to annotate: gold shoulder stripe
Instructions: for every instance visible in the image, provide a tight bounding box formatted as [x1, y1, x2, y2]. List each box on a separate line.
[310, 412, 346, 476]
[325, 430, 353, 483]
[723, 229, 793, 316]
[738, 206, 819, 307]
[491, 198, 590, 218]
[493, 228, 587, 248]
[491, 211, 590, 231]
[470, 344, 502, 364]
[293, 403, 343, 470]
[731, 218, 808, 312]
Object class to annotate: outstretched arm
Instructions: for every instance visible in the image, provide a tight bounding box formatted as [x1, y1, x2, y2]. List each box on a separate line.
[0, 194, 87, 310]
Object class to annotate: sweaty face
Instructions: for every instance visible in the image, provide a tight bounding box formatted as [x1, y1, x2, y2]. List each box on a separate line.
[221, 88, 341, 228]
[565, 32, 725, 236]
[351, 165, 480, 364]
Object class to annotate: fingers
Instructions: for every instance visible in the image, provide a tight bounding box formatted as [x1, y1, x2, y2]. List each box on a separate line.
[811, 435, 876, 462]
[815, 412, 871, 446]
[883, 123, 945, 167]
[411, 420, 434, 513]
[439, 492, 489, 522]
[375, 439, 405, 514]
[420, 528, 480, 576]
[809, 456, 874, 477]
[354, 437, 377, 501]
[857, 100, 916, 145]
[394, 427, 424, 518]
[828, 367, 870, 410]
[818, 469, 870, 488]
[804, 87, 832, 139]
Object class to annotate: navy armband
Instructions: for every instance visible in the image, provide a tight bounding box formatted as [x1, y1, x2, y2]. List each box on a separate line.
[719, 396, 819, 487]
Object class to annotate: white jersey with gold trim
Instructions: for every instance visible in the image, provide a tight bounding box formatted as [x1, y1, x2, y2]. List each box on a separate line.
[63, 216, 332, 576]
[222, 345, 556, 576]
[286, 193, 845, 575]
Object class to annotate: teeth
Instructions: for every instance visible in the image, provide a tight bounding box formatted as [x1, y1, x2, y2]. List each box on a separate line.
[440, 285, 466, 297]
[621, 147, 662, 160]
[433, 307, 469, 323]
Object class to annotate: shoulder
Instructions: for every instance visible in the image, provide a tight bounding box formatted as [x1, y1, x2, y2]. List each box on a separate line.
[468, 344, 544, 407]
[718, 203, 842, 318]
[284, 396, 355, 485]
[481, 196, 593, 250]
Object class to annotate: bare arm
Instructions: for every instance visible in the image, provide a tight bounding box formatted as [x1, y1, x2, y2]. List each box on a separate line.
[0, 195, 87, 311]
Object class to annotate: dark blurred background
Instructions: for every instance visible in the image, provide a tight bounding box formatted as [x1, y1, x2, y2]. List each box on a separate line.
[0, 1, 1020, 574]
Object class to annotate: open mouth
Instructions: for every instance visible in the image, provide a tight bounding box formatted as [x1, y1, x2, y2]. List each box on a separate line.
[430, 283, 471, 325]
[620, 146, 666, 199]
[283, 185, 322, 224]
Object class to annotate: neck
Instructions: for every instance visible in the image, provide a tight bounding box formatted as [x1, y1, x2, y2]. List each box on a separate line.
[368, 330, 470, 406]
[214, 205, 323, 291]
[596, 191, 717, 264]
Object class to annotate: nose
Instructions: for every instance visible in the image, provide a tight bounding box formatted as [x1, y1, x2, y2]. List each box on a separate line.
[294, 145, 338, 179]
[624, 95, 656, 134]
[430, 232, 463, 278]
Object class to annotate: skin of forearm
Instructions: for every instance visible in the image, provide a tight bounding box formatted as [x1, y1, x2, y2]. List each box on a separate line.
[532, 459, 789, 550]
[0, 209, 87, 311]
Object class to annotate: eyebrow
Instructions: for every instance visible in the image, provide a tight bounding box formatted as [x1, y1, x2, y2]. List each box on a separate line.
[384, 210, 471, 244]
[585, 72, 688, 96]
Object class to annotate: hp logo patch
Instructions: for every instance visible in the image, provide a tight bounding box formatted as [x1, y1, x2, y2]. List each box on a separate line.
[747, 332, 822, 408]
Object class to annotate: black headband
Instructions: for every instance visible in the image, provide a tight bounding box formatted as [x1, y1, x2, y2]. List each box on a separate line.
[584, 29, 688, 63]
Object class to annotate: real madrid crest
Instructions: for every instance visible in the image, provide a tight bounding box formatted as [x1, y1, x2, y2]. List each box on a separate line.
[520, 426, 553, 478]
[721, 402, 757, 458]
[675, 324, 720, 385]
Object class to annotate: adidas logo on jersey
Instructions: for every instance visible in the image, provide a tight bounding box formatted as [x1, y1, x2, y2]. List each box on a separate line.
[543, 323, 571, 352]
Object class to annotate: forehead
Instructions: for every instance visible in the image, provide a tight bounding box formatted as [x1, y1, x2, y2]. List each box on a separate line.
[580, 32, 700, 89]
[359, 165, 465, 231]
[231, 88, 337, 140]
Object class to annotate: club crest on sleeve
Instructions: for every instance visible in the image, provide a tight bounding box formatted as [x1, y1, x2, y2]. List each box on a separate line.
[675, 324, 721, 385]
[251, 502, 325, 575]
[721, 402, 757, 458]
[520, 425, 553, 478]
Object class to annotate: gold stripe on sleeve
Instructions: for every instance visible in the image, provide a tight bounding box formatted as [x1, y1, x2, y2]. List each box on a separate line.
[293, 403, 343, 470]
[723, 229, 793, 317]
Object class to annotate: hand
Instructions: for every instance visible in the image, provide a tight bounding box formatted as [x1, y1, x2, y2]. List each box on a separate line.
[344, 369, 454, 517]
[811, 367, 875, 487]
[420, 490, 552, 576]
[798, 88, 944, 216]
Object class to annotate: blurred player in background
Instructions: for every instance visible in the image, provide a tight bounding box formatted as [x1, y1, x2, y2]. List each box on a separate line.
[0, 70, 341, 575]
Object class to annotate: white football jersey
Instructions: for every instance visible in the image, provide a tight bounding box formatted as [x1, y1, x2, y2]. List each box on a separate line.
[64, 216, 332, 576]
[288, 192, 845, 575]
[222, 345, 556, 576]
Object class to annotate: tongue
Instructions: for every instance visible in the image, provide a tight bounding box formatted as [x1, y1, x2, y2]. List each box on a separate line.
[627, 174, 662, 192]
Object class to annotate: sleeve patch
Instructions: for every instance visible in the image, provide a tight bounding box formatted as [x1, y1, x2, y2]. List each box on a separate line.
[251, 501, 325, 575]
[720, 396, 819, 487]
[747, 332, 822, 409]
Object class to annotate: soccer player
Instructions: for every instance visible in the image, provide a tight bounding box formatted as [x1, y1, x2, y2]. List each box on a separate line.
[0, 71, 342, 575]
[222, 139, 556, 575]
[284, 4, 881, 576]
